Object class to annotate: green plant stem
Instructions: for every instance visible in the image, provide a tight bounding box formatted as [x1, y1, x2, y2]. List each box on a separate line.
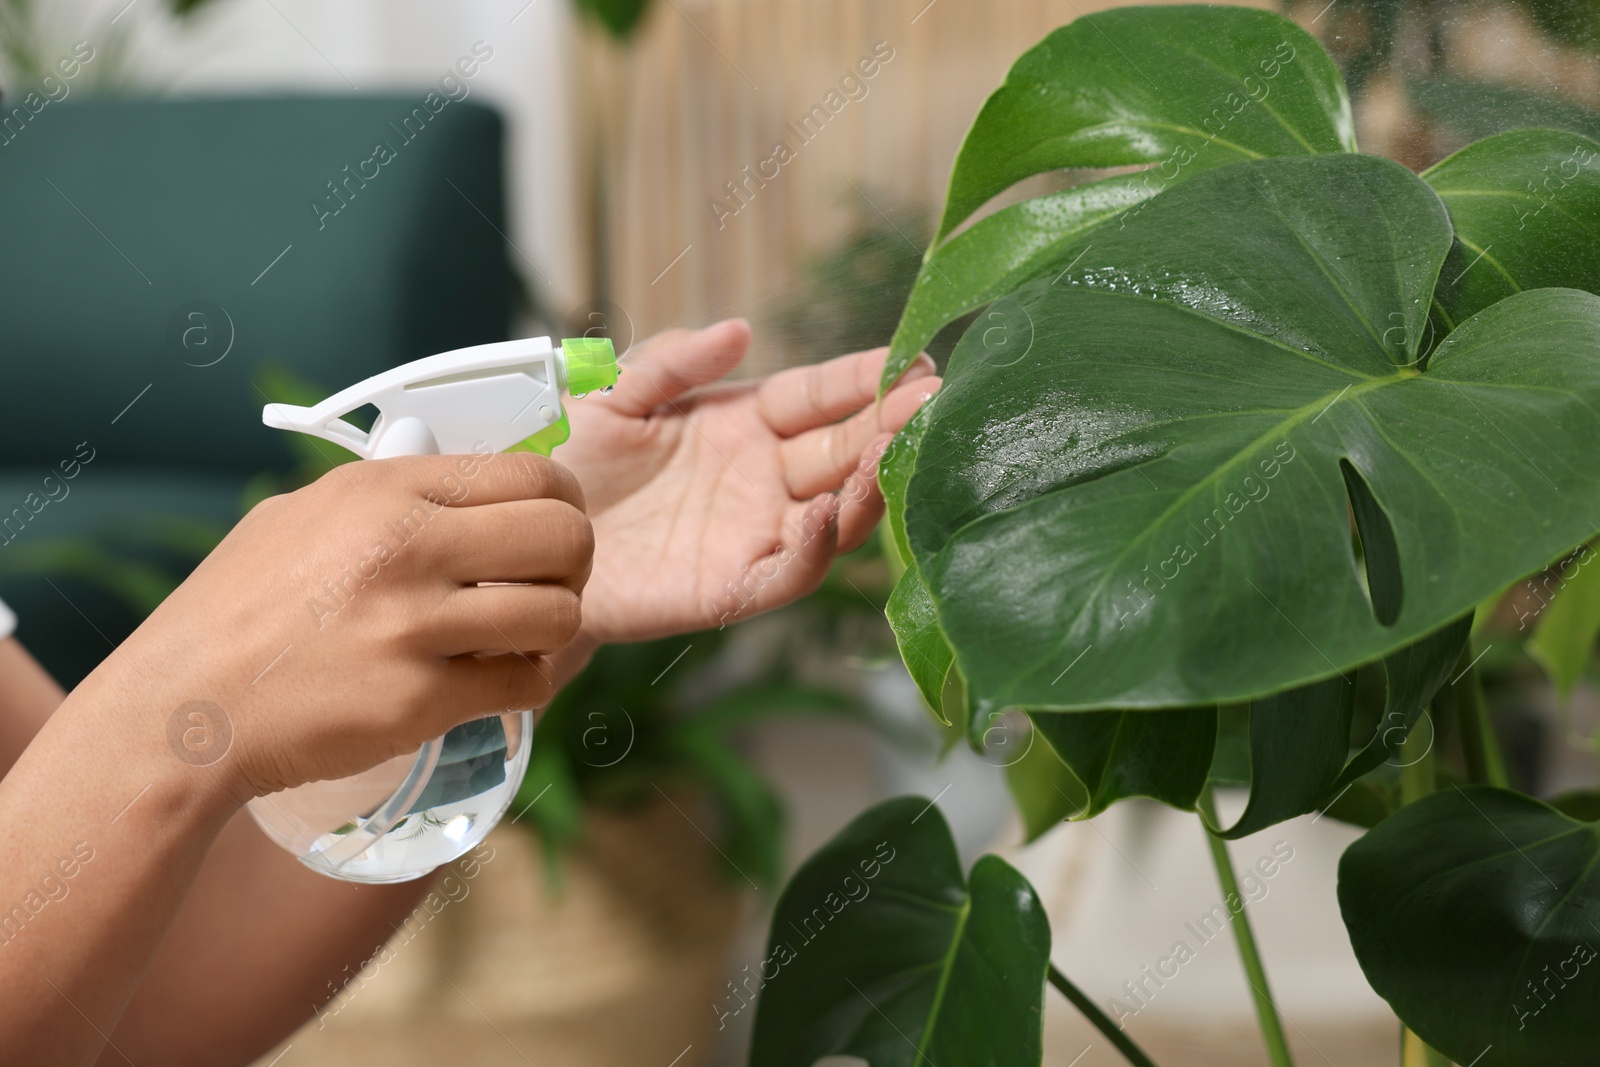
[1396, 701, 1451, 1064]
[1197, 787, 1296, 1067]
[1046, 964, 1162, 1067]
[1401, 1025, 1452, 1066]
[1449, 651, 1509, 788]
[1398, 710, 1436, 807]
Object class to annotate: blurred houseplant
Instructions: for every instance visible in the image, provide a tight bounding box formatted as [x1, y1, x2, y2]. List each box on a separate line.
[0, 0, 214, 89]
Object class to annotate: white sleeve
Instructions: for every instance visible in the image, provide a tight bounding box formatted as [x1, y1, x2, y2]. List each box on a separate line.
[0, 594, 14, 640]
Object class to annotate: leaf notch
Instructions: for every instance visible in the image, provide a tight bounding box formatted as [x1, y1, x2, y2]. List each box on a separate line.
[1341, 458, 1403, 627]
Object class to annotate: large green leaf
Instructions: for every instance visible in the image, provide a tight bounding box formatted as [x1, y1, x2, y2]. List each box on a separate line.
[1211, 675, 1355, 840]
[881, 403, 957, 721]
[882, 5, 1356, 388]
[904, 153, 1600, 714]
[1340, 786, 1600, 1066]
[748, 797, 1050, 1067]
[1333, 614, 1473, 790]
[887, 176, 1151, 387]
[885, 568, 955, 724]
[1004, 731, 1088, 842]
[932, 5, 1354, 244]
[1031, 708, 1214, 819]
[1424, 128, 1600, 329]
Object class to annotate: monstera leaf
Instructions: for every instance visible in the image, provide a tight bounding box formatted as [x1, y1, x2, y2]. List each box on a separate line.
[1341, 787, 1600, 1066]
[900, 152, 1600, 716]
[883, 4, 1356, 386]
[1013, 614, 1468, 834]
[933, 4, 1353, 241]
[1030, 708, 1215, 819]
[749, 797, 1050, 1067]
[1424, 128, 1600, 329]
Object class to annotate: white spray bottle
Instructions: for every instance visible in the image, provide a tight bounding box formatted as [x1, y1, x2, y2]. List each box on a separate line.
[247, 335, 618, 883]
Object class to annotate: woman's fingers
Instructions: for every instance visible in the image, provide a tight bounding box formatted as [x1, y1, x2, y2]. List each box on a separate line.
[431, 652, 558, 730]
[432, 498, 594, 587]
[758, 349, 934, 439]
[369, 451, 586, 511]
[780, 374, 940, 499]
[607, 319, 752, 417]
[431, 583, 583, 657]
[835, 434, 892, 554]
[711, 494, 840, 628]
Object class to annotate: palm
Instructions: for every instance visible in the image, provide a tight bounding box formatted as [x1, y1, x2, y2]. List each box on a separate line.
[554, 321, 937, 644]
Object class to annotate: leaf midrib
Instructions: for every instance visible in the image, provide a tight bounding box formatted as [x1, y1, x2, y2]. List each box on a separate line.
[1172, 45, 1325, 155]
[913, 893, 973, 1063]
[928, 289, 1593, 700]
[1373, 817, 1600, 921]
[1002, 120, 1265, 180]
[1000, 373, 1395, 695]
[1508, 843, 1600, 1002]
[1237, 169, 1396, 358]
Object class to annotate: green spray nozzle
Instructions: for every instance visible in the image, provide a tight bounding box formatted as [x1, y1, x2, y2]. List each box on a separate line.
[561, 336, 619, 396]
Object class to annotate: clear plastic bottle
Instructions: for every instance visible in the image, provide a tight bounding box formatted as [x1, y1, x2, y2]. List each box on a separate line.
[246, 336, 617, 882]
[249, 711, 531, 884]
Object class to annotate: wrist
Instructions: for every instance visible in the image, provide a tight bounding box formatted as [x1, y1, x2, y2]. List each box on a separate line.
[62, 648, 251, 824]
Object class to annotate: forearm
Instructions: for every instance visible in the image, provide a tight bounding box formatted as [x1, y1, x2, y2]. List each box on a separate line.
[0, 655, 237, 1067]
[103, 633, 600, 1066]
[102, 809, 433, 1067]
[0, 637, 68, 773]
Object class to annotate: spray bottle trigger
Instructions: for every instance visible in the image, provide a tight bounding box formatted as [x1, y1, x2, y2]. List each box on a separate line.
[510, 409, 571, 457]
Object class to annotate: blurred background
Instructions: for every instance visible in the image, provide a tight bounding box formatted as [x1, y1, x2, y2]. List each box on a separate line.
[3, 0, 1600, 1064]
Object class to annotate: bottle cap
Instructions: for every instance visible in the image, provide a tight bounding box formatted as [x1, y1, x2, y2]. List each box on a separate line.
[561, 337, 618, 396]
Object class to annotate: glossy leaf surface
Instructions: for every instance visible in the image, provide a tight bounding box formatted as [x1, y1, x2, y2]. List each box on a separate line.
[886, 569, 955, 723]
[1424, 128, 1600, 328]
[884, 4, 1356, 388]
[905, 154, 1600, 713]
[932, 5, 1354, 243]
[888, 176, 1150, 386]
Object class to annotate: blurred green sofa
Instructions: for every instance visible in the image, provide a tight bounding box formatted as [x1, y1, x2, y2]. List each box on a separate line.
[0, 95, 513, 685]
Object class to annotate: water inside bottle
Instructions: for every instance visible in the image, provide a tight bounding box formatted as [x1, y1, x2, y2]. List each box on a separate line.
[247, 710, 532, 884]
